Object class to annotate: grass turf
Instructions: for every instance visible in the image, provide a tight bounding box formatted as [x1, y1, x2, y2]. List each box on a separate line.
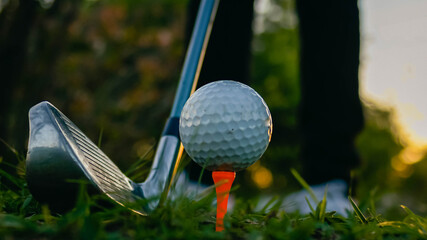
[1, 159, 427, 240]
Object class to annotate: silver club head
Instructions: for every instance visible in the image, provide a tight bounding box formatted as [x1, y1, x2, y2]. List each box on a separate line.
[26, 101, 157, 214]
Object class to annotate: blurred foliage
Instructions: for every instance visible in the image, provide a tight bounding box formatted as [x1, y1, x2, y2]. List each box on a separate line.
[355, 101, 404, 197]
[1, 0, 427, 218]
[354, 100, 427, 217]
[1, 0, 189, 172]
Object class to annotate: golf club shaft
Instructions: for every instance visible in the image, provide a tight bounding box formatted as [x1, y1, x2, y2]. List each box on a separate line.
[171, 0, 219, 118]
[144, 0, 219, 202]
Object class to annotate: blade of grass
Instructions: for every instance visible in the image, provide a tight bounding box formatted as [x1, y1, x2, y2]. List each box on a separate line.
[401, 205, 427, 234]
[194, 162, 210, 197]
[0, 168, 22, 189]
[378, 221, 410, 228]
[97, 127, 104, 148]
[305, 196, 315, 213]
[349, 196, 367, 224]
[197, 167, 205, 188]
[125, 145, 154, 176]
[401, 205, 418, 217]
[369, 187, 378, 217]
[268, 196, 286, 216]
[19, 195, 33, 215]
[367, 208, 381, 223]
[0, 138, 24, 162]
[290, 168, 319, 204]
[317, 185, 328, 222]
[260, 195, 279, 213]
[0, 160, 20, 170]
[41, 205, 53, 224]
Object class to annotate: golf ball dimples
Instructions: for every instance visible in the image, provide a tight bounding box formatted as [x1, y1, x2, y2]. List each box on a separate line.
[179, 80, 272, 172]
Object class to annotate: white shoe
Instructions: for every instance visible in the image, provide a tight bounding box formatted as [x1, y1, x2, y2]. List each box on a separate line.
[257, 179, 351, 216]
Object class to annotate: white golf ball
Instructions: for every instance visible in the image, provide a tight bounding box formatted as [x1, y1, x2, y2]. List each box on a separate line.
[179, 80, 272, 172]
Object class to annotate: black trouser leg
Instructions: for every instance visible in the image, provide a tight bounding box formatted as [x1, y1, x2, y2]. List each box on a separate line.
[296, 0, 364, 185]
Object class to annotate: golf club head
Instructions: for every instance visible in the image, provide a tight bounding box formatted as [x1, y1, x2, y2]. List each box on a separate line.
[26, 101, 149, 214]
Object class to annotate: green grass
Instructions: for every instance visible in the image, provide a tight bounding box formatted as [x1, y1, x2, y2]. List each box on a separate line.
[1, 163, 427, 239]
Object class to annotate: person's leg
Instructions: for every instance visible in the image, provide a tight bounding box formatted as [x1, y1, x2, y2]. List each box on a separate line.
[185, 0, 255, 184]
[185, 0, 254, 86]
[296, 0, 364, 185]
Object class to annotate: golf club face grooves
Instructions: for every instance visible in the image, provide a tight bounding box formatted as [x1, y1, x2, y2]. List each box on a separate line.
[28, 102, 149, 215]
